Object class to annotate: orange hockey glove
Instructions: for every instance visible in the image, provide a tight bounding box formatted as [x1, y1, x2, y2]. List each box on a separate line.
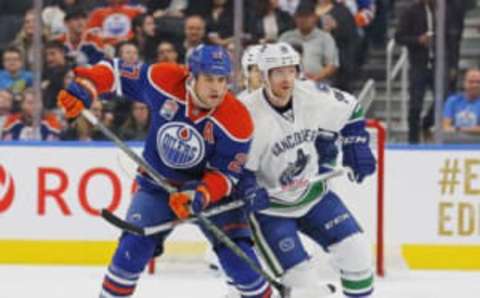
[169, 181, 211, 220]
[57, 78, 97, 119]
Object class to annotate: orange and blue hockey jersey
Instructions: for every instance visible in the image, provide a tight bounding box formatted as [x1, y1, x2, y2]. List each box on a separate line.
[74, 61, 253, 202]
[54, 31, 106, 65]
[2, 113, 61, 141]
[86, 4, 145, 45]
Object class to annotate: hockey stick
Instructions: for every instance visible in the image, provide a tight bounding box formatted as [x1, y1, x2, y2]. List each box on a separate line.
[102, 168, 345, 236]
[101, 200, 244, 236]
[81, 109, 295, 297]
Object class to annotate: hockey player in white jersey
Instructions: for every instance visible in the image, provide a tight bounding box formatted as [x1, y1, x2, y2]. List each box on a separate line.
[240, 42, 377, 297]
[237, 45, 264, 100]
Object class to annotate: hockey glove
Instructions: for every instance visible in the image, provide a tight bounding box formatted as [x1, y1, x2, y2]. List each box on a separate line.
[169, 181, 211, 220]
[234, 171, 270, 214]
[314, 130, 339, 175]
[57, 78, 97, 119]
[341, 121, 376, 183]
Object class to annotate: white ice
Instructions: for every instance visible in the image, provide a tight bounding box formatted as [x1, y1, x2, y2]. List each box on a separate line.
[1, 265, 480, 298]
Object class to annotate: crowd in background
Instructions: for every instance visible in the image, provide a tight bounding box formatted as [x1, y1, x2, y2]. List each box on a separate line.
[394, 0, 478, 143]
[0, 0, 476, 143]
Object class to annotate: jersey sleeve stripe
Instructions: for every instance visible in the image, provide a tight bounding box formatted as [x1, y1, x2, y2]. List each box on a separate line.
[74, 62, 115, 94]
[202, 170, 232, 203]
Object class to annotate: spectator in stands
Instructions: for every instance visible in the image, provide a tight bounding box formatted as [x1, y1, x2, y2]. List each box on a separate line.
[12, 9, 50, 69]
[315, 0, 359, 92]
[180, 15, 206, 64]
[87, 0, 145, 46]
[443, 69, 480, 134]
[42, 4, 67, 36]
[278, 0, 301, 16]
[368, 0, 388, 48]
[146, 0, 187, 18]
[280, 0, 339, 84]
[338, 0, 376, 68]
[116, 41, 140, 64]
[446, 0, 471, 93]
[112, 41, 141, 129]
[54, 8, 106, 66]
[157, 41, 179, 63]
[250, 0, 294, 43]
[0, 91, 14, 139]
[131, 13, 159, 63]
[2, 88, 60, 141]
[339, 0, 376, 28]
[42, 41, 71, 111]
[41, 0, 87, 35]
[0, 47, 33, 100]
[118, 101, 150, 140]
[60, 100, 108, 141]
[205, 0, 235, 47]
[395, 0, 441, 143]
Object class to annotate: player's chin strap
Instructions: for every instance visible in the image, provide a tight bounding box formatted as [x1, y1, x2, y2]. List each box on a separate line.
[80, 108, 302, 298]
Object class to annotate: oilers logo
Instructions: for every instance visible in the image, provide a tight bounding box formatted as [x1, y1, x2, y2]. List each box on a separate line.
[156, 122, 205, 169]
[103, 13, 131, 38]
[279, 149, 310, 186]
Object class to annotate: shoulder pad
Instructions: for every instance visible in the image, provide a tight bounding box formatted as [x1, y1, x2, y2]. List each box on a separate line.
[210, 92, 253, 142]
[148, 63, 188, 102]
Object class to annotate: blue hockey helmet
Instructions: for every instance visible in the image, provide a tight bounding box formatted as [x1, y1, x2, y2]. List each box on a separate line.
[188, 45, 232, 77]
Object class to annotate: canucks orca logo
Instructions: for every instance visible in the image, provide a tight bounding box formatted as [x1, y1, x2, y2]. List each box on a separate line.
[279, 149, 310, 186]
[156, 122, 205, 169]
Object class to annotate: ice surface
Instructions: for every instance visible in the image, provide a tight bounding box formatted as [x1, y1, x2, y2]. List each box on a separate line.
[1, 265, 480, 298]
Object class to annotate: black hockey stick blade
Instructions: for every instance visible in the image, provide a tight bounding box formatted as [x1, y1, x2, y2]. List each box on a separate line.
[275, 282, 291, 298]
[101, 209, 145, 236]
[327, 283, 336, 293]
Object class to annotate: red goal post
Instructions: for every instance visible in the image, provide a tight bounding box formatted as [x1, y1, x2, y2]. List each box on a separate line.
[367, 119, 386, 277]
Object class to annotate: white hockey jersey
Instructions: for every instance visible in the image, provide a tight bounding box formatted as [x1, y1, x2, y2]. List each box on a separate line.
[244, 80, 363, 217]
[237, 89, 251, 101]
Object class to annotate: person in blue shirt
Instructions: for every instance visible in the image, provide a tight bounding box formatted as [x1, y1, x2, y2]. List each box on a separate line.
[443, 68, 480, 134]
[0, 47, 33, 96]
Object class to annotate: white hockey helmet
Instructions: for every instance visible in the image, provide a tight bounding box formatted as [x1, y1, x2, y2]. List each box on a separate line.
[257, 42, 301, 78]
[241, 45, 263, 78]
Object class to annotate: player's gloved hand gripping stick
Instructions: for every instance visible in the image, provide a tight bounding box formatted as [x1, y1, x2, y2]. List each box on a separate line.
[103, 168, 344, 236]
[80, 109, 341, 298]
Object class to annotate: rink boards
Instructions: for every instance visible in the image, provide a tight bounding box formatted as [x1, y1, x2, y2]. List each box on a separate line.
[0, 142, 480, 271]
